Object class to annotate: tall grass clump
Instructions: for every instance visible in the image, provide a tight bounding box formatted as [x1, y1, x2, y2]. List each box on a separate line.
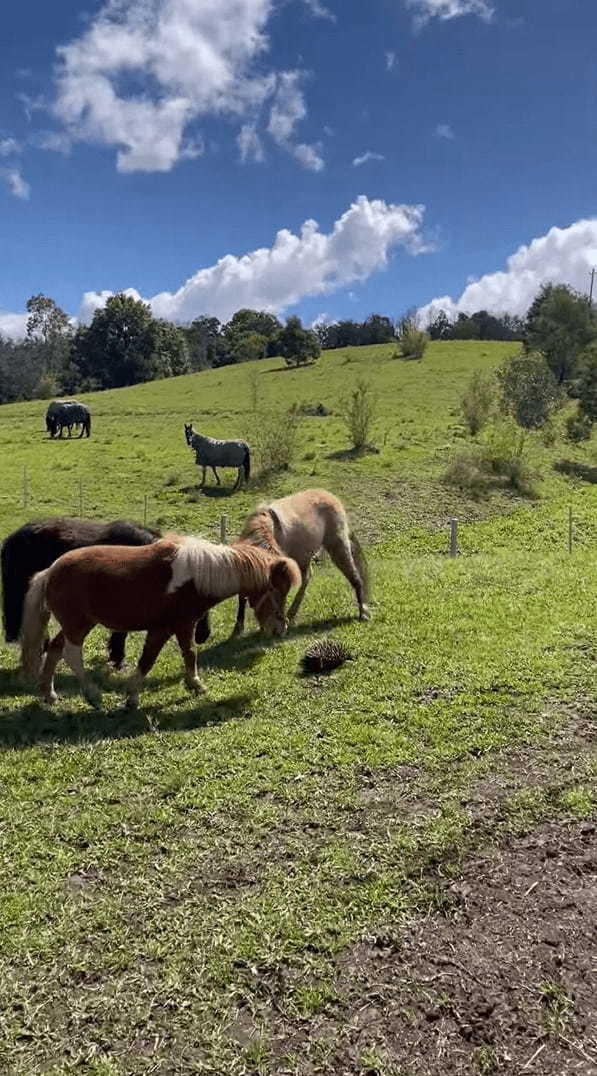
[461, 370, 496, 436]
[254, 404, 301, 476]
[340, 378, 377, 451]
[396, 326, 428, 361]
[443, 421, 539, 499]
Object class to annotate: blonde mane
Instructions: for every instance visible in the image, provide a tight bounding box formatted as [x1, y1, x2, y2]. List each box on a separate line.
[166, 534, 277, 598]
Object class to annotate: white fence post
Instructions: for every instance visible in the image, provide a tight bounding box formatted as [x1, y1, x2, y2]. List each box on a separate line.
[449, 518, 458, 558]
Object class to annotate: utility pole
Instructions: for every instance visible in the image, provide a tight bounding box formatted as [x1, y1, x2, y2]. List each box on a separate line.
[590, 268, 596, 305]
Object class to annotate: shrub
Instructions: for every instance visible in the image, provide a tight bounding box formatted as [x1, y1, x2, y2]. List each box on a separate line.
[460, 371, 496, 436]
[442, 450, 491, 499]
[443, 422, 539, 499]
[396, 327, 428, 361]
[566, 412, 593, 442]
[340, 378, 377, 451]
[254, 405, 301, 476]
[497, 352, 562, 432]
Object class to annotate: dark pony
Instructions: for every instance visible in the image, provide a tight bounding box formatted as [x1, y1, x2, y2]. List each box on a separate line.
[1, 517, 211, 666]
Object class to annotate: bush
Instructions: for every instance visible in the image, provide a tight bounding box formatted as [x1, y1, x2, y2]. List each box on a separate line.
[566, 412, 593, 442]
[497, 352, 562, 432]
[254, 405, 301, 476]
[460, 371, 496, 436]
[396, 327, 428, 361]
[442, 450, 492, 499]
[443, 423, 539, 499]
[340, 378, 377, 451]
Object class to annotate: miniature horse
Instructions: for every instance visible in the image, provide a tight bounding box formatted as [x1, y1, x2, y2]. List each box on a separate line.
[1, 517, 211, 667]
[21, 535, 300, 709]
[231, 488, 370, 637]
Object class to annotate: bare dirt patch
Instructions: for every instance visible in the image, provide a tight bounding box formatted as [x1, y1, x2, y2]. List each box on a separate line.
[317, 821, 597, 1074]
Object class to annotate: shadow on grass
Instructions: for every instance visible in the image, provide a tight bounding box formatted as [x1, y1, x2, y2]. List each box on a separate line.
[179, 483, 239, 499]
[0, 680, 254, 748]
[554, 459, 597, 484]
[327, 445, 380, 461]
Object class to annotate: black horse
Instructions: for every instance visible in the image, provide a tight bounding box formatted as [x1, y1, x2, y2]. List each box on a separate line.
[46, 400, 91, 439]
[1, 518, 211, 668]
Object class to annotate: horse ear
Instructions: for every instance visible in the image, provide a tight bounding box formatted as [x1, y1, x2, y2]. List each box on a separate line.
[270, 557, 301, 596]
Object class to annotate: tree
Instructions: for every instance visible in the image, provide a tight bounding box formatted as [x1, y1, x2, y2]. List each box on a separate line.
[427, 309, 452, 340]
[361, 313, 394, 345]
[25, 293, 72, 381]
[182, 316, 221, 370]
[224, 309, 282, 358]
[71, 293, 179, 389]
[231, 332, 267, 364]
[153, 320, 190, 378]
[524, 284, 595, 384]
[497, 353, 562, 436]
[277, 316, 320, 367]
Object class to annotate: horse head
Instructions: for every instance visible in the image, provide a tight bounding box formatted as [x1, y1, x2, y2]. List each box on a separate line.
[250, 556, 301, 638]
[184, 423, 194, 446]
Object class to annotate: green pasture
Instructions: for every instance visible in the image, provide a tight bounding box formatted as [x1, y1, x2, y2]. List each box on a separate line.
[0, 341, 596, 1073]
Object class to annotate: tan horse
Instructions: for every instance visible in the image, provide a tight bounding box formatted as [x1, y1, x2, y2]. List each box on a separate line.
[21, 535, 300, 709]
[231, 489, 370, 636]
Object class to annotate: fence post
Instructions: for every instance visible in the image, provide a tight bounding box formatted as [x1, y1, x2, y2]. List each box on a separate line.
[568, 506, 573, 554]
[79, 479, 83, 517]
[220, 514, 227, 544]
[23, 466, 28, 510]
[144, 494, 148, 526]
[449, 518, 458, 559]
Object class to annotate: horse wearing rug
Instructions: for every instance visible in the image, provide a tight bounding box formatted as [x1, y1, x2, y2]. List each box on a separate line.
[1, 517, 211, 668]
[46, 400, 91, 439]
[184, 423, 250, 490]
[21, 535, 300, 708]
[231, 488, 370, 636]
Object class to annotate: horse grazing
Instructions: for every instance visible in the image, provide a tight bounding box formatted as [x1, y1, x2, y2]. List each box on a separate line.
[1, 517, 211, 668]
[21, 536, 300, 709]
[184, 423, 250, 490]
[231, 489, 370, 636]
[46, 400, 91, 439]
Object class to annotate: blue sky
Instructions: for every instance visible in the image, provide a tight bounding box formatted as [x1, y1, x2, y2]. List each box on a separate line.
[1, 0, 596, 336]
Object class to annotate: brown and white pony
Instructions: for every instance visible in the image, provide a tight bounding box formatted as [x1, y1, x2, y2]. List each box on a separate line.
[231, 489, 370, 637]
[21, 535, 300, 709]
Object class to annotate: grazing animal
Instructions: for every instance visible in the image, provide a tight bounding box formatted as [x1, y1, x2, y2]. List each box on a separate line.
[1, 517, 211, 668]
[46, 400, 91, 439]
[184, 423, 250, 490]
[21, 536, 300, 708]
[231, 489, 370, 636]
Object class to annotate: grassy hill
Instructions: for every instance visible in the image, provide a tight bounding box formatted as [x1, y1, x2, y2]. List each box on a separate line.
[1, 342, 596, 1074]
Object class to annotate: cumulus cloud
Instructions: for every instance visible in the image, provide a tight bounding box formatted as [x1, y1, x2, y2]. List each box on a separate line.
[419, 219, 597, 324]
[353, 150, 385, 167]
[302, 0, 336, 21]
[406, 0, 494, 28]
[50, 0, 323, 173]
[435, 123, 454, 140]
[0, 312, 29, 339]
[267, 71, 324, 171]
[77, 195, 427, 324]
[1, 167, 30, 200]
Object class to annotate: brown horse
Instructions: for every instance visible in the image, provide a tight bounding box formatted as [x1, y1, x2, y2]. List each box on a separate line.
[231, 489, 370, 636]
[21, 535, 300, 709]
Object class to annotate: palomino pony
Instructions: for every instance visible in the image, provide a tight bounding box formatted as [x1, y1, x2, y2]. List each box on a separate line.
[230, 489, 370, 636]
[184, 424, 251, 490]
[1, 517, 211, 667]
[21, 535, 300, 708]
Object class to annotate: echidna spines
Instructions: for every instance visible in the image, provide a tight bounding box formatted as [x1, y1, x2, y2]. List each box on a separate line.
[300, 638, 353, 676]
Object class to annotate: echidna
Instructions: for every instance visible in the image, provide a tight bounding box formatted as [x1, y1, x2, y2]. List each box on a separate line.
[300, 639, 353, 676]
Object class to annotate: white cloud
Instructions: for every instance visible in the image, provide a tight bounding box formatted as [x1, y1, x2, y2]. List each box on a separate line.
[0, 312, 29, 340]
[407, 0, 494, 28]
[49, 0, 323, 174]
[352, 150, 385, 167]
[267, 71, 324, 171]
[385, 50, 397, 71]
[1, 167, 30, 200]
[435, 123, 454, 140]
[311, 311, 332, 328]
[0, 138, 21, 157]
[33, 131, 73, 154]
[302, 0, 336, 21]
[79, 195, 427, 323]
[238, 122, 264, 163]
[419, 219, 597, 324]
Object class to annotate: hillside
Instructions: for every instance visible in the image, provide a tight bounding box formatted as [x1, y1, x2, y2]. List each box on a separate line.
[1, 342, 596, 1075]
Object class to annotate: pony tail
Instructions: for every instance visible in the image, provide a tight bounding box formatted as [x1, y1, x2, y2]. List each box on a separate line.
[243, 446, 251, 484]
[349, 531, 370, 604]
[21, 570, 51, 683]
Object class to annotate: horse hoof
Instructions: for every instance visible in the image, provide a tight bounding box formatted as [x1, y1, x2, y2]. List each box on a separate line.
[124, 695, 139, 710]
[187, 679, 206, 696]
[44, 691, 58, 706]
[359, 609, 371, 622]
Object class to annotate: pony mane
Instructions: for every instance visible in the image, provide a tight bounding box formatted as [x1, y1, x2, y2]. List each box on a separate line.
[166, 534, 275, 598]
[238, 508, 281, 553]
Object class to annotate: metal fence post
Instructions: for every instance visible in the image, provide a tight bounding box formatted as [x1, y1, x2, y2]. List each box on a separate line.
[449, 518, 458, 558]
[220, 514, 227, 544]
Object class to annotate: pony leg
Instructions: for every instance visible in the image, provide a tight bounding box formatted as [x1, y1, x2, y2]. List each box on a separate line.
[212, 467, 221, 486]
[195, 614, 211, 645]
[63, 637, 101, 708]
[199, 466, 206, 488]
[125, 627, 171, 708]
[175, 622, 206, 695]
[326, 536, 370, 621]
[231, 596, 247, 637]
[39, 630, 65, 704]
[287, 562, 313, 624]
[107, 631, 127, 670]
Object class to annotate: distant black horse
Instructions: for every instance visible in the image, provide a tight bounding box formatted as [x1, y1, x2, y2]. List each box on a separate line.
[1, 518, 211, 668]
[46, 400, 91, 439]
